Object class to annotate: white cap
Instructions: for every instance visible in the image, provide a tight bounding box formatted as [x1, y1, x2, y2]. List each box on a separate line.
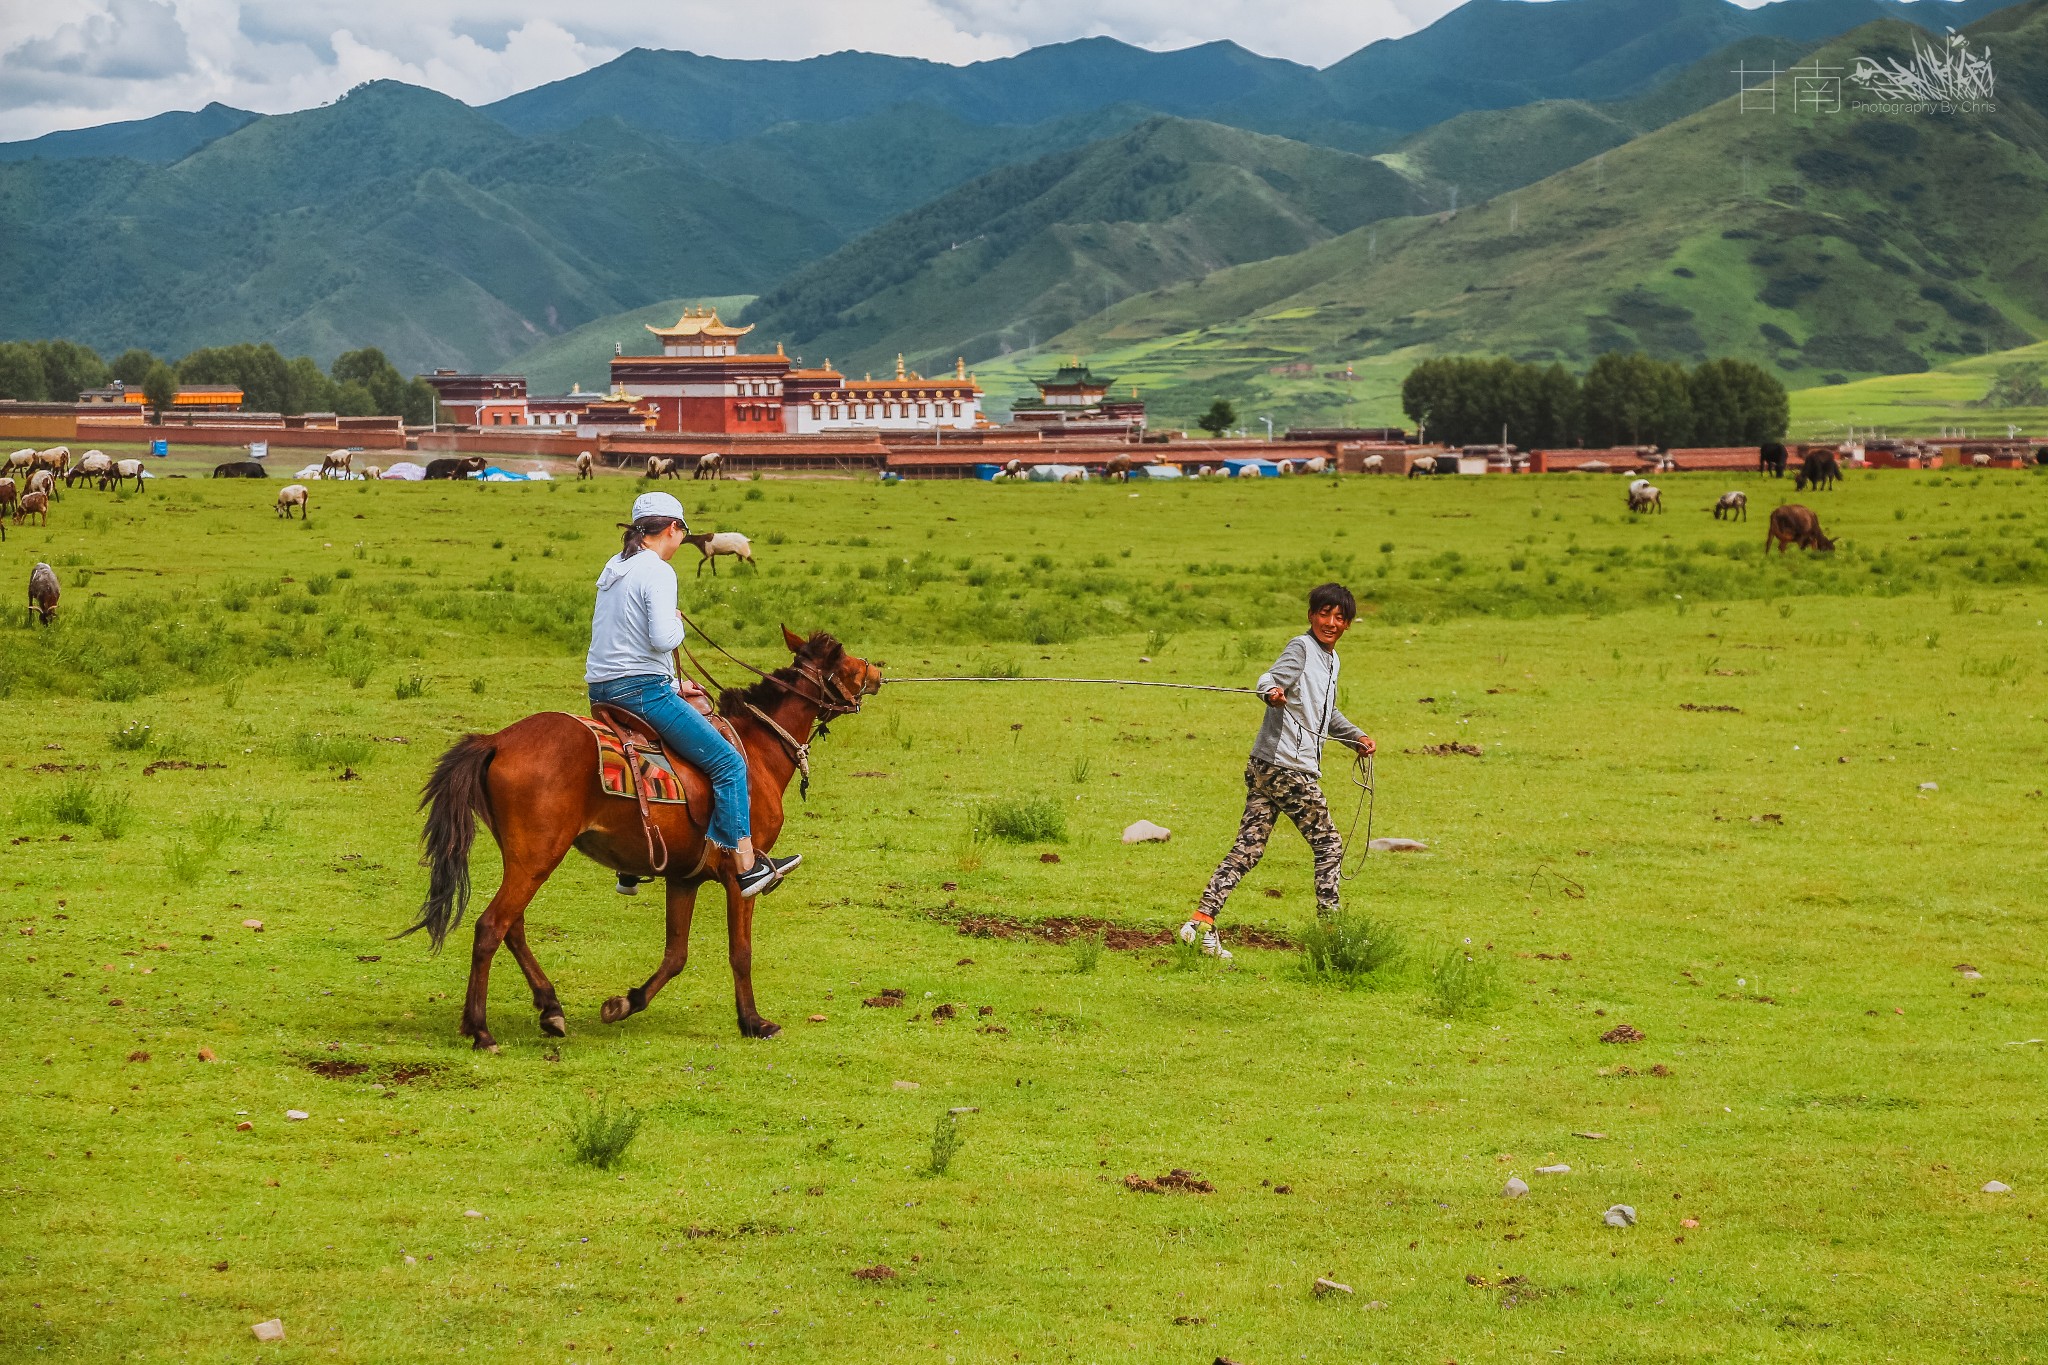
[631, 491, 687, 524]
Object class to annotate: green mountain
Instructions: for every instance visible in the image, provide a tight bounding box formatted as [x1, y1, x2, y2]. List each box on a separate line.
[1377, 35, 1812, 205]
[997, 5, 2048, 429]
[739, 117, 1431, 377]
[0, 83, 834, 373]
[0, 102, 257, 164]
[484, 38, 1321, 143]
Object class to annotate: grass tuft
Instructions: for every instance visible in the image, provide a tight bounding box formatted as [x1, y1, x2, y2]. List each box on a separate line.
[1296, 913, 1407, 989]
[973, 796, 1066, 844]
[565, 1096, 643, 1170]
[1423, 942, 1503, 1019]
[926, 1112, 963, 1176]
[110, 722, 153, 752]
[1069, 930, 1104, 975]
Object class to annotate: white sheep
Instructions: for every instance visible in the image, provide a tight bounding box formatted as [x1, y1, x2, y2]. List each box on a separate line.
[1361, 453, 1384, 473]
[321, 449, 352, 477]
[576, 451, 594, 480]
[276, 484, 309, 519]
[683, 530, 754, 576]
[362, 465, 382, 481]
[1713, 490, 1747, 521]
[1627, 484, 1663, 514]
[1407, 454, 1438, 478]
[1972, 452, 1992, 468]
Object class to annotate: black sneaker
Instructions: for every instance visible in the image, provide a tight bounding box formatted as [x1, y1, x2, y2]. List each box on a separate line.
[616, 875, 645, 896]
[737, 853, 801, 898]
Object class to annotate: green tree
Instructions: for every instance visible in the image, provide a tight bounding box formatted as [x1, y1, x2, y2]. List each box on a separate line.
[331, 347, 407, 415]
[400, 377, 436, 426]
[1687, 358, 1787, 444]
[1197, 398, 1237, 437]
[1526, 362, 1582, 448]
[1581, 352, 1693, 448]
[333, 380, 379, 417]
[142, 362, 178, 414]
[37, 340, 108, 401]
[285, 356, 338, 414]
[109, 348, 162, 387]
[0, 341, 49, 400]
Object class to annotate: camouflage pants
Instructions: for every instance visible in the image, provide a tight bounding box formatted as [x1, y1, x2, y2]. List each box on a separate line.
[1197, 758, 1344, 919]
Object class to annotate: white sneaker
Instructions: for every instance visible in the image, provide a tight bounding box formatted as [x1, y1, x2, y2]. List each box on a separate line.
[1178, 919, 1232, 962]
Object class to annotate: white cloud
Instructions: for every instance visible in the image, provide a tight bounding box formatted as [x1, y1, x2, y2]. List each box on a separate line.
[0, 0, 1813, 142]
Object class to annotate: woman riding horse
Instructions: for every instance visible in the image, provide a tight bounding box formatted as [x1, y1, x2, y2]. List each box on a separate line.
[587, 491, 797, 900]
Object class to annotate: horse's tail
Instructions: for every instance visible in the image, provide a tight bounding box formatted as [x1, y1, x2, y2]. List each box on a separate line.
[401, 734, 496, 951]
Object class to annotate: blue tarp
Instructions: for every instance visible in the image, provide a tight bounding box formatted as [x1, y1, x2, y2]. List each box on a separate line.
[1224, 459, 1281, 478]
[475, 466, 529, 481]
[973, 463, 1003, 480]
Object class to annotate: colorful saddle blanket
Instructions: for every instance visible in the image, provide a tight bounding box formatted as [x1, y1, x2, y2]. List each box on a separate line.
[574, 714, 691, 805]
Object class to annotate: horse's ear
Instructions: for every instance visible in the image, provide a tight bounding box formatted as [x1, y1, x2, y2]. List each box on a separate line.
[781, 624, 807, 655]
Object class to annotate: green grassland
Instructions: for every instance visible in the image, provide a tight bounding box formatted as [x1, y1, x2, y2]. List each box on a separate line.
[5, 462, 2048, 1362]
[1787, 339, 2048, 442]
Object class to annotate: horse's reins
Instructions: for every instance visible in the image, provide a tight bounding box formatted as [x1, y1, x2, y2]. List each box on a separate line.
[673, 609, 869, 800]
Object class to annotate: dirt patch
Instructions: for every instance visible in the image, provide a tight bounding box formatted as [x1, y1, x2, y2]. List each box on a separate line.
[852, 1264, 897, 1281]
[141, 760, 228, 775]
[1409, 742, 1483, 757]
[1678, 703, 1742, 714]
[947, 912, 1293, 951]
[303, 1056, 449, 1085]
[1600, 1024, 1646, 1044]
[862, 989, 906, 1008]
[1123, 1170, 1214, 1194]
[29, 762, 98, 773]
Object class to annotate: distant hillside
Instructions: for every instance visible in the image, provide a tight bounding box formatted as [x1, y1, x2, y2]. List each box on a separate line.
[1021, 6, 2048, 429]
[1786, 339, 2048, 438]
[484, 39, 1320, 143]
[0, 83, 833, 373]
[739, 118, 1431, 377]
[510, 294, 756, 395]
[0, 102, 257, 164]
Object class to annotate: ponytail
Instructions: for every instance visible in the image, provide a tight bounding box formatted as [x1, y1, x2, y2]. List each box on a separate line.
[618, 516, 683, 560]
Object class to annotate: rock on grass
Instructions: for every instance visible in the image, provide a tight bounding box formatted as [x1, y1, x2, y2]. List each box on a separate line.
[250, 1319, 284, 1342]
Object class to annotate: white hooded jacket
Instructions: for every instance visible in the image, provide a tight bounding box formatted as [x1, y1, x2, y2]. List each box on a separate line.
[585, 549, 686, 683]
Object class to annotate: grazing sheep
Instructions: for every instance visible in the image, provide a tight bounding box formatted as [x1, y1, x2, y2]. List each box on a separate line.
[1361, 453, 1384, 473]
[1627, 484, 1663, 514]
[1628, 477, 1651, 495]
[682, 530, 754, 576]
[362, 465, 381, 481]
[69, 451, 112, 487]
[645, 455, 677, 480]
[1766, 503, 1834, 553]
[276, 484, 309, 519]
[693, 452, 725, 480]
[15, 490, 49, 526]
[1102, 454, 1132, 483]
[34, 446, 70, 476]
[28, 562, 58, 624]
[4, 449, 34, 475]
[26, 468, 55, 499]
[1713, 490, 1748, 521]
[1003, 459, 1024, 478]
[1407, 454, 1438, 478]
[1194, 465, 1213, 478]
[576, 451, 594, 480]
[109, 458, 146, 490]
[1298, 455, 1328, 474]
[320, 449, 352, 478]
[1972, 452, 1992, 468]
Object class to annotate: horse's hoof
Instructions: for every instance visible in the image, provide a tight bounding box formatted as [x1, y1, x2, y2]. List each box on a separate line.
[741, 1018, 781, 1040]
[600, 996, 633, 1025]
[539, 1010, 567, 1038]
[472, 1034, 500, 1053]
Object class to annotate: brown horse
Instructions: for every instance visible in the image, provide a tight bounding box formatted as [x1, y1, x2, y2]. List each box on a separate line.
[405, 628, 881, 1050]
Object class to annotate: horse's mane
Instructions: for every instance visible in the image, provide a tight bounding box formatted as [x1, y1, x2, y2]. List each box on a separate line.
[715, 631, 844, 717]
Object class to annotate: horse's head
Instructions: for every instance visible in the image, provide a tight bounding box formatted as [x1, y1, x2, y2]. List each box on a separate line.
[781, 626, 882, 715]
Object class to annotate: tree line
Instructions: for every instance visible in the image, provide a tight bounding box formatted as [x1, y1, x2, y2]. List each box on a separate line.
[1400, 353, 1789, 449]
[0, 338, 436, 425]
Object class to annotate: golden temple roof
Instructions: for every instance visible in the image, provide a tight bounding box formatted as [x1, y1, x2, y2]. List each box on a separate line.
[645, 306, 754, 341]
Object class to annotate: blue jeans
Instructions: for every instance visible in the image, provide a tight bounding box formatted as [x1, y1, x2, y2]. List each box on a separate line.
[588, 675, 750, 852]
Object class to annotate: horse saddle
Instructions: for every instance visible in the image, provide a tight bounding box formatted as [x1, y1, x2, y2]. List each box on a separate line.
[576, 699, 737, 877]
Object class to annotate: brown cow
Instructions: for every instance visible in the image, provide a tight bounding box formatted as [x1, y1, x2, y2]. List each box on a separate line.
[1766, 504, 1833, 553]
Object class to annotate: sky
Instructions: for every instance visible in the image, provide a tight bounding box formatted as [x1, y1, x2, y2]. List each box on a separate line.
[1, 0, 1789, 142]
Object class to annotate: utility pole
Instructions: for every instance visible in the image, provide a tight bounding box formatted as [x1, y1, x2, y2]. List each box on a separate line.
[1261, 415, 1274, 442]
